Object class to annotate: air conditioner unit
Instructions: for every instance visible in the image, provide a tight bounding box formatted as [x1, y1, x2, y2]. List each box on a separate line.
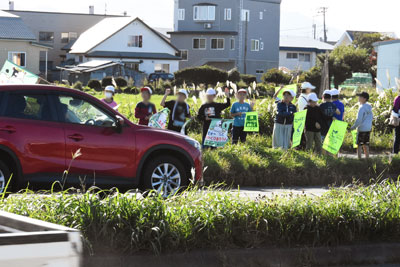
[204, 23, 212, 29]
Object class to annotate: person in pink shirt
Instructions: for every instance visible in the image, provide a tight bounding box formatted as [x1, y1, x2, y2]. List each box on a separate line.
[393, 94, 400, 153]
[101, 85, 118, 110]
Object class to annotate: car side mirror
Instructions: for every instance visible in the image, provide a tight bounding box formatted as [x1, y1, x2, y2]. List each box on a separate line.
[115, 115, 125, 133]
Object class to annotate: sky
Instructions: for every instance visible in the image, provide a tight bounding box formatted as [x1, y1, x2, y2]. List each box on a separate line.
[1, 0, 399, 41]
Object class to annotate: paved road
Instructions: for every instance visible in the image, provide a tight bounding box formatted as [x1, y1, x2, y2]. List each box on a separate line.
[232, 187, 329, 199]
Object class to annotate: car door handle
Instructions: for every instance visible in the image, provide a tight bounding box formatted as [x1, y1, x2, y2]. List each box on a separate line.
[0, 126, 16, 133]
[67, 134, 84, 142]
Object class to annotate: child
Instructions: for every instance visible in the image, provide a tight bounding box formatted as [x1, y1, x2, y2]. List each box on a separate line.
[230, 89, 255, 144]
[331, 88, 345, 121]
[304, 93, 326, 154]
[298, 82, 316, 111]
[350, 92, 373, 159]
[272, 90, 297, 149]
[319, 90, 340, 140]
[135, 87, 157, 125]
[197, 88, 231, 148]
[101, 86, 118, 110]
[161, 88, 191, 133]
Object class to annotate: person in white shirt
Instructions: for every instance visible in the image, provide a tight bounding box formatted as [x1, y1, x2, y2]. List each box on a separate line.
[298, 82, 316, 111]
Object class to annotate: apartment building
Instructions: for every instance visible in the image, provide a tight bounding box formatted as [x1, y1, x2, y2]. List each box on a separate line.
[169, 0, 281, 80]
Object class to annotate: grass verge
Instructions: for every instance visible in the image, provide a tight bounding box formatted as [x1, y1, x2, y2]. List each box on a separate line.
[2, 181, 400, 255]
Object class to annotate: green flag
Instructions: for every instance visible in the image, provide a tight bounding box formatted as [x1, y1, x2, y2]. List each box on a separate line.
[323, 120, 349, 154]
[292, 110, 307, 148]
[244, 112, 259, 132]
[204, 119, 234, 147]
[275, 84, 298, 100]
[0, 60, 39, 84]
[351, 130, 358, 149]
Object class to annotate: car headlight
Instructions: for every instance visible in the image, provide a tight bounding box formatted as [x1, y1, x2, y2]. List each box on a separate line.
[184, 137, 201, 151]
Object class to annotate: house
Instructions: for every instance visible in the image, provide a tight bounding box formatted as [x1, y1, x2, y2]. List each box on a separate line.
[64, 17, 181, 84]
[373, 39, 400, 89]
[8, 5, 123, 81]
[279, 36, 334, 71]
[169, 0, 281, 80]
[0, 10, 50, 76]
[335, 30, 396, 47]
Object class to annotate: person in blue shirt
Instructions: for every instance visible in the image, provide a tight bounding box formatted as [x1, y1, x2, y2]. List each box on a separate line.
[230, 89, 255, 144]
[331, 88, 345, 121]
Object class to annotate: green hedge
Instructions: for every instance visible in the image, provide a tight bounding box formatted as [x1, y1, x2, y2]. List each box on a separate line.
[261, 68, 291, 85]
[3, 181, 400, 255]
[174, 65, 228, 86]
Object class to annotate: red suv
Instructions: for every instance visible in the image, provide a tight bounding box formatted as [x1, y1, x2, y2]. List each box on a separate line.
[0, 85, 203, 196]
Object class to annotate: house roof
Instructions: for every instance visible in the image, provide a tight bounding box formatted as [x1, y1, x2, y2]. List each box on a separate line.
[169, 31, 238, 35]
[280, 36, 334, 52]
[0, 11, 36, 41]
[373, 39, 400, 47]
[70, 16, 179, 54]
[86, 51, 181, 60]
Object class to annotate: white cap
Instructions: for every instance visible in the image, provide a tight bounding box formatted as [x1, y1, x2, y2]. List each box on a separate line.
[283, 89, 296, 98]
[330, 88, 340, 96]
[178, 89, 188, 98]
[105, 85, 115, 92]
[323, 89, 332, 96]
[301, 82, 316, 90]
[206, 88, 216, 96]
[307, 93, 319, 102]
[238, 89, 247, 94]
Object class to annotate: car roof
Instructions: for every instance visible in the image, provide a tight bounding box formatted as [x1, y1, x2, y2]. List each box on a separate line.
[0, 84, 89, 96]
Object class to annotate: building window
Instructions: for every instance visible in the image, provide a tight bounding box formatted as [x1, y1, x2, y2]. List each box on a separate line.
[230, 38, 235, 50]
[256, 69, 264, 74]
[178, 9, 185, 20]
[128, 35, 143, 48]
[286, 52, 298, 59]
[193, 5, 215, 21]
[8, 52, 26, 67]
[241, 9, 250, 21]
[179, 50, 188, 61]
[39, 32, 54, 42]
[259, 11, 263, 20]
[125, 63, 139, 71]
[211, 38, 224, 50]
[224, 8, 232, 20]
[299, 53, 311, 62]
[193, 38, 206, 49]
[61, 32, 78, 43]
[155, 63, 170, 73]
[260, 42, 264, 50]
[251, 40, 259, 51]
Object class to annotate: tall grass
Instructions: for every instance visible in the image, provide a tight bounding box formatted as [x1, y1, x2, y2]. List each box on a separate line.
[2, 181, 400, 255]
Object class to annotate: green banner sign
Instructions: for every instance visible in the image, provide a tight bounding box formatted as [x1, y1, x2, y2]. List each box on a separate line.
[204, 119, 234, 147]
[0, 60, 39, 84]
[292, 110, 307, 148]
[323, 120, 349, 154]
[275, 84, 298, 100]
[244, 112, 259, 132]
[148, 108, 169, 129]
[351, 130, 358, 149]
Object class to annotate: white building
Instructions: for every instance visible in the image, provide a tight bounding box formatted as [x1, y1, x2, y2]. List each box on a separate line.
[69, 17, 181, 75]
[279, 36, 333, 71]
[336, 30, 397, 47]
[373, 39, 400, 89]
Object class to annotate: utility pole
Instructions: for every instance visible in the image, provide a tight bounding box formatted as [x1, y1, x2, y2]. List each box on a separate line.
[318, 7, 328, 42]
[312, 24, 317, 40]
[243, 11, 248, 74]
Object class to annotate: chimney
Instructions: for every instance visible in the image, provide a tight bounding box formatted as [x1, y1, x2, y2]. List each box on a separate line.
[123, 11, 127, 16]
[9, 1, 14, 10]
[89, 5, 94, 15]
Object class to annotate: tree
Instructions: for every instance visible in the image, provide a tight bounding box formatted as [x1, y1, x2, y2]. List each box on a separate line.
[261, 68, 291, 85]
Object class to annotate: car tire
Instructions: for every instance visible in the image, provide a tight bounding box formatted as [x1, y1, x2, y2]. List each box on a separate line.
[0, 160, 11, 194]
[142, 156, 188, 197]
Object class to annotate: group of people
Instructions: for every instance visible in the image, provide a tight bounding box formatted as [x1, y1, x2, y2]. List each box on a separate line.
[100, 82, 374, 158]
[272, 82, 373, 158]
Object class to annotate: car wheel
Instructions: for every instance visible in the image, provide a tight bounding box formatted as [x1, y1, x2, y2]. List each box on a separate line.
[143, 156, 188, 197]
[0, 161, 11, 194]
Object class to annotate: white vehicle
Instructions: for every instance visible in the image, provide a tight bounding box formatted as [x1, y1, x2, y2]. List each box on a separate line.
[0, 211, 82, 267]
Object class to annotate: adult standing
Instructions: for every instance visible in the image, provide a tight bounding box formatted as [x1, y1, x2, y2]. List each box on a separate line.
[393, 94, 400, 153]
[298, 82, 316, 111]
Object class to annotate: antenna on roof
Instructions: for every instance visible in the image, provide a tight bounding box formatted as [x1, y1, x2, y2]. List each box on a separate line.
[104, 2, 107, 15]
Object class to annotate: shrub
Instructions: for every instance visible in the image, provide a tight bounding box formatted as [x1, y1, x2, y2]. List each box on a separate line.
[261, 68, 291, 85]
[87, 79, 102, 91]
[240, 74, 257, 84]
[174, 65, 228, 86]
[101, 76, 113, 88]
[115, 76, 128, 88]
[72, 81, 83, 91]
[228, 68, 241, 83]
